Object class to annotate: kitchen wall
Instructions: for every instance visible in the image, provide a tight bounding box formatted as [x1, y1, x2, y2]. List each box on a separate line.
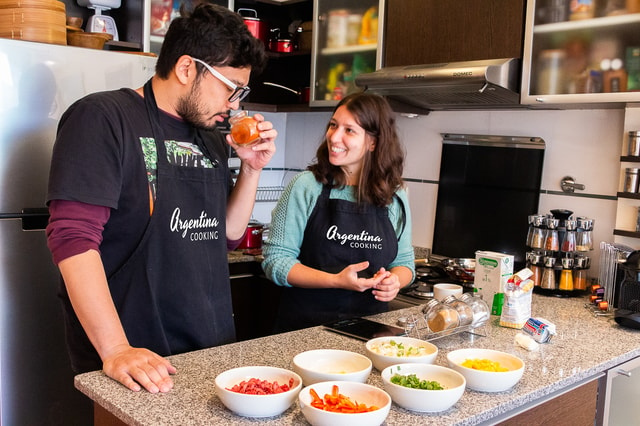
[253, 106, 637, 280]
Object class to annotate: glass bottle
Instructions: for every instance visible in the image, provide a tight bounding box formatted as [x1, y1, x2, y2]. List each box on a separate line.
[442, 295, 474, 327]
[574, 255, 590, 291]
[540, 256, 557, 290]
[544, 218, 560, 252]
[229, 110, 260, 146]
[561, 219, 577, 252]
[558, 257, 574, 291]
[527, 252, 544, 287]
[421, 298, 460, 334]
[527, 215, 546, 249]
[576, 217, 594, 251]
[459, 293, 490, 327]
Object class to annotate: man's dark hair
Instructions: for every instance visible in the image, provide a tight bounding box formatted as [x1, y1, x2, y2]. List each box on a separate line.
[155, 3, 267, 78]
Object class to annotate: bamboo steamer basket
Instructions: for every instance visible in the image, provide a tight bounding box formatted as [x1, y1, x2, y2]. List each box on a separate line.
[0, 0, 66, 44]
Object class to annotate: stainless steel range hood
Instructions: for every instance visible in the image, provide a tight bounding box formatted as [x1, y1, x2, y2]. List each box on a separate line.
[355, 58, 522, 113]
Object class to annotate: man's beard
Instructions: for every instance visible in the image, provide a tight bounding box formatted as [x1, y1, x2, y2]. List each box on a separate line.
[175, 81, 221, 131]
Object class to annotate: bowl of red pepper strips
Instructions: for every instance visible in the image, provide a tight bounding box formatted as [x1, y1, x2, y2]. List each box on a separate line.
[214, 366, 302, 417]
[298, 381, 391, 426]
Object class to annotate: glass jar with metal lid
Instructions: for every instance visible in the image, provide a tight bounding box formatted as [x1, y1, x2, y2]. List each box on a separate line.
[421, 298, 460, 333]
[459, 293, 490, 327]
[442, 295, 474, 327]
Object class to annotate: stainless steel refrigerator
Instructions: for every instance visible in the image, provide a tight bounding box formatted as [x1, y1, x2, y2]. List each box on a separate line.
[0, 38, 156, 425]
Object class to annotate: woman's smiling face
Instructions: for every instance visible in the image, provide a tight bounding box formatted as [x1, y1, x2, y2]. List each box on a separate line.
[325, 105, 375, 181]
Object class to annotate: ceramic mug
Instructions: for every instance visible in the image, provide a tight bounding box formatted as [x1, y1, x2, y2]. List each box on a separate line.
[434, 283, 463, 301]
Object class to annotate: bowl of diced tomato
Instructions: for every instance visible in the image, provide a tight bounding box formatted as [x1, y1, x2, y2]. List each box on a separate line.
[214, 366, 302, 417]
[298, 381, 391, 426]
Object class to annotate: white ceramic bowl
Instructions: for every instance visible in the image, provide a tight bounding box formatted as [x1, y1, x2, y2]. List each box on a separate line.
[214, 366, 302, 417]
[292, 349, 372, 386]
[380, 363, 465, 412]
[298, 380, 391, 426]
[365, 336, 438, 371]
[446, 348, 525, 392]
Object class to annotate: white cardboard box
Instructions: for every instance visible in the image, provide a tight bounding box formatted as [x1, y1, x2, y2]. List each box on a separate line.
[474, 251, 514, 297]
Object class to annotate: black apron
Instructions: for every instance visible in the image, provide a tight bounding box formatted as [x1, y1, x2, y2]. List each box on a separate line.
[65, 81, 236, 372]
[274, 184, 402, 332]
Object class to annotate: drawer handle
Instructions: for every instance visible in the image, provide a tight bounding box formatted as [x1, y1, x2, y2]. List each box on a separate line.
[616, 369, 632, 378]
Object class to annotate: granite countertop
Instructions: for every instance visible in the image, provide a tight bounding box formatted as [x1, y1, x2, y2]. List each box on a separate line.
[75, 295, 640, 425]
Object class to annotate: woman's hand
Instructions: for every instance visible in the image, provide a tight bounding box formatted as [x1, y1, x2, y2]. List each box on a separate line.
[336, 262, 391, 293]
[371, 267, 402, 301]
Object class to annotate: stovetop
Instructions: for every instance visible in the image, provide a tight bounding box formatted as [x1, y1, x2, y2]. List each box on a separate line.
[398, 256, 474, 302]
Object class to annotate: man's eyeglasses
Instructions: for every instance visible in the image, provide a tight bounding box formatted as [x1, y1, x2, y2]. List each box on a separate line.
[191, 58, 251, 103]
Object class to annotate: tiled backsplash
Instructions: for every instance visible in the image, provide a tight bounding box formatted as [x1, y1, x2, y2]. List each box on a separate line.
[257, 107, 631, 278]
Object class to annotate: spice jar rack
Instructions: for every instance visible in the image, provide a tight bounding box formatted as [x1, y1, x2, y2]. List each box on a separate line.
[400, 311, 489, 342]
[526, 209, 594, 297]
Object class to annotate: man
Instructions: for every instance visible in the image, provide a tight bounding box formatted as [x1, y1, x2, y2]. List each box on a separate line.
[46, 3, 276, 393]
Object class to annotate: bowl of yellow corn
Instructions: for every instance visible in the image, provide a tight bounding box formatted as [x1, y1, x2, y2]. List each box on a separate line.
[446, 348, 524, 392]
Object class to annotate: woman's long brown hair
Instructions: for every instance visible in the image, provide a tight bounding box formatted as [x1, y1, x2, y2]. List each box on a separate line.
[308, 92, 405, 207]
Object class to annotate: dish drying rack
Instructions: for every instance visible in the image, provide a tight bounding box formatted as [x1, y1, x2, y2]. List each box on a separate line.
[399, 311, 489, 342]
[256, 186, 284, 202]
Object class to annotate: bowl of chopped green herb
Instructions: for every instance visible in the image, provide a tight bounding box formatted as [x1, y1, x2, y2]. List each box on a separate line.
[365, 336, 438, 371]
[380, 363, 466, 412]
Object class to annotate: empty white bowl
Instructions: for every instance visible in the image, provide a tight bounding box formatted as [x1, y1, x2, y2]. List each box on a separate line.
[381, 363, 465, 412]
[365, 336, 438, 371]
[446, 348, 525, 392]
[298, 380, 391, 426]
[214, 366, 302, 417]
[292, 349, 372, 386]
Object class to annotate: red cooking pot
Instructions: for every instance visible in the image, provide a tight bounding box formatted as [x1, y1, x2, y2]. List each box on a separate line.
[238, 8, 268, 47]
[237, 221, 264, 250]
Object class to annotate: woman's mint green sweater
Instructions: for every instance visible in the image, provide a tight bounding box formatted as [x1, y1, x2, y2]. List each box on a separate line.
[262, 171, 416, 287]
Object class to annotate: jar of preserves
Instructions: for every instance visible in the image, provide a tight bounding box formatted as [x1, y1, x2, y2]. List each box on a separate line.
[229, 111, 260, 146]
[421, 298, 460, 333]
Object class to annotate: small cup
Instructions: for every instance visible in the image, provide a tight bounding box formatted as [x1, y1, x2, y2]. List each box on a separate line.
[229, 110, 260, 145]
[433, 283, 463, 301]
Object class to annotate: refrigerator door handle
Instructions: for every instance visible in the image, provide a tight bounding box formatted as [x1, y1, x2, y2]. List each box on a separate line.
[0, 208, 50, 230]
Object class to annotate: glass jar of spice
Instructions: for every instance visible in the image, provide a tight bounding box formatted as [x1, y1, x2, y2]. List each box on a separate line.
[442, 295, 474, 327]
[544, 218, 560, 252]
[422, 298, 460, 334]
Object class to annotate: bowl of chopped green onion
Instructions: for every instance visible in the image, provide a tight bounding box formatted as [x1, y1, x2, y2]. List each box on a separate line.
[380, 363, 466, 412]
[365, 336, 438, 371]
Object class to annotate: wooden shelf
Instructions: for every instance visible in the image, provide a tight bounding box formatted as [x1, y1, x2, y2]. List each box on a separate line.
[240, 102, 332, 112]
[614, 229, 640, 238]
[617, 192, 640, 200]
[621, 156, 640, 162]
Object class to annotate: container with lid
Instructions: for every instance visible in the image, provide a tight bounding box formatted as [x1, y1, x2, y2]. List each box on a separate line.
[624, 168, 640, 193]
[629, 131, 640, 157]
[421, 299, 460, 334]
[459, 293, 490, 326]
[540, 256, 557, 290]
[326, 9, 348, 48]
[536, 49, 567, 94]
[442, 295, 474, 327]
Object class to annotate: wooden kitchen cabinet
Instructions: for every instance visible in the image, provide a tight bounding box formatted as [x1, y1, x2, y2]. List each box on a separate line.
[497, 376, 599, 426]
[229, 261, 282, 341]
[383, 0, 526, 67]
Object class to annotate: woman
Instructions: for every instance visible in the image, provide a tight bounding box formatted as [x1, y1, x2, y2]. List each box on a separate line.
[262, 92, 415, 332]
